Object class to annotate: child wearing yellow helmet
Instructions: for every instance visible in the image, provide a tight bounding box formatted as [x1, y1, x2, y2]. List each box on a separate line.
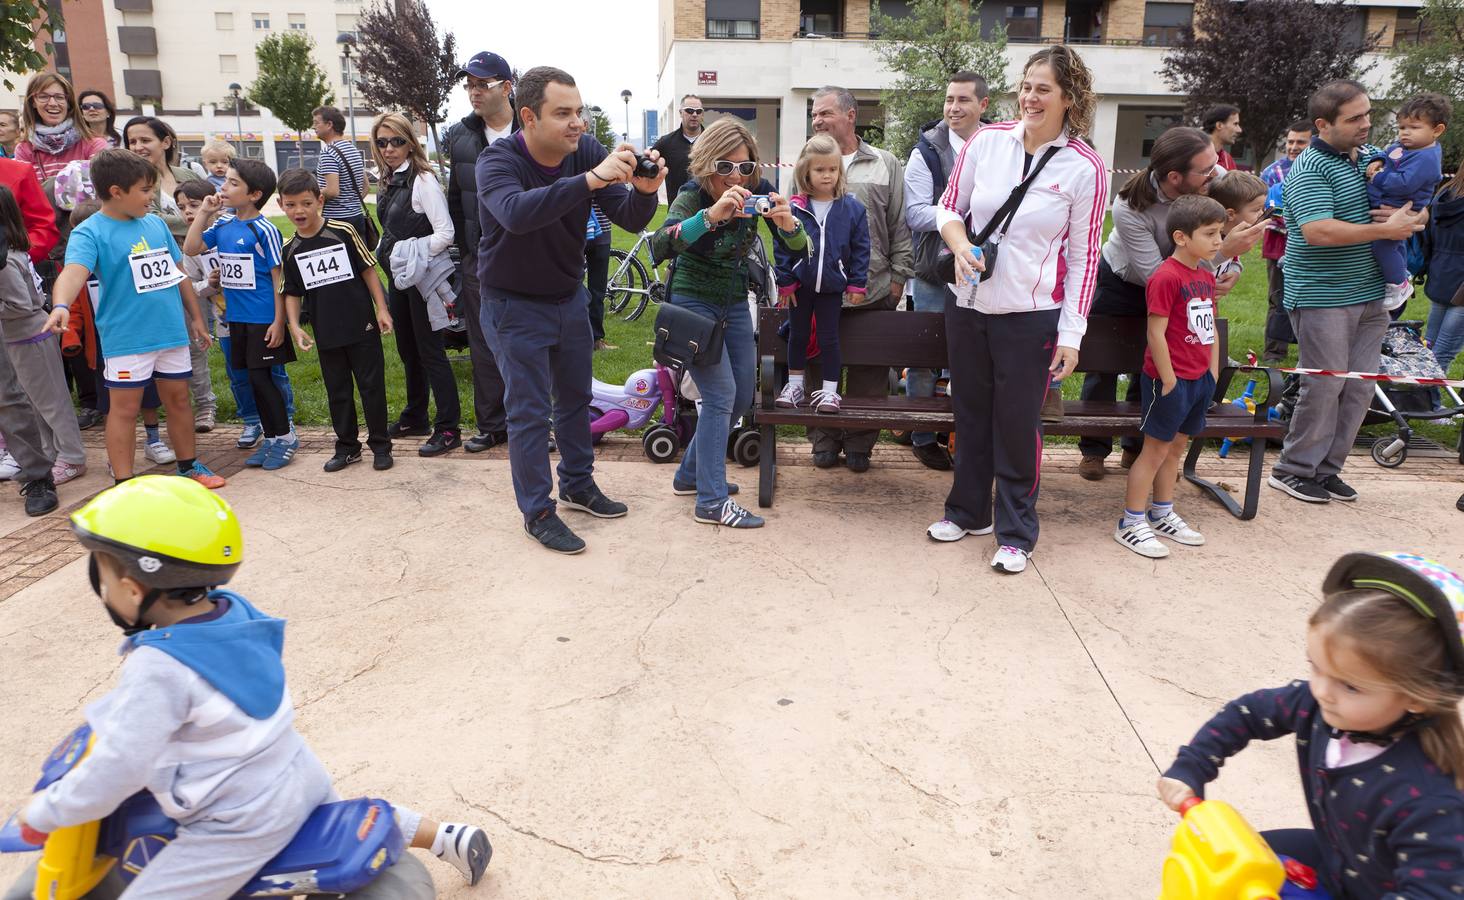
[13, 476, 492, 895]
[1157, 551, 1464, 898]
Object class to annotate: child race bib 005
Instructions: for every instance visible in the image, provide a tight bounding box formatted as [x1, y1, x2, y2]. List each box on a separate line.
[295, 244, 354, 291]
[1187, 296, 1216, 345]
[128, 248, 185, 294]
[218, 252, 255, 291]
[200, 249, 221, 272]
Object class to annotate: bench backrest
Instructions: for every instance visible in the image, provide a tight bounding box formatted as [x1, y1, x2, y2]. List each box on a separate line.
[755, 307, 1229, 376]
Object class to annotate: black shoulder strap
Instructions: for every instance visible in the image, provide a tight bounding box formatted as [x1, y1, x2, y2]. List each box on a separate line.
[972, 145, 1061, 246]
[327, 141, 365, 202]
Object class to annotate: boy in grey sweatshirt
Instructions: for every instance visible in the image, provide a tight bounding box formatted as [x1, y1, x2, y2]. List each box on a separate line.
[14, 477, 491, 897]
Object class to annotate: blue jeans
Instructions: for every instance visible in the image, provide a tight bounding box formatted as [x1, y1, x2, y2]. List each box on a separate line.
[480, 288, 596, 523]
[218, 334, 295, 427]
[672, 294, 754, 509]
[1425, 300, 1464, 408]
[908, 278, 951, 447]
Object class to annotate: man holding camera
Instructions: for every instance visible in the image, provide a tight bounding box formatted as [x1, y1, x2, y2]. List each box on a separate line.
[476, 66, 666, 554]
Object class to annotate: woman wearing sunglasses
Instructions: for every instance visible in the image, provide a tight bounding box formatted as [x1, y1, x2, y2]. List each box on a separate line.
[78, 90, 121, 148]
[13, 73, 108, 183]
[650, 117, 805, 529]
[370, 112, 461, 458]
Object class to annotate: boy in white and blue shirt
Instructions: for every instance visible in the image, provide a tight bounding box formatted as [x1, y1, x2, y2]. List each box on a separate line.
[183, 158, 299, 470]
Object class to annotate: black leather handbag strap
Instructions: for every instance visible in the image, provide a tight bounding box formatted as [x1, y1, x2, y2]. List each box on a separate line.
[970, 145, 1061, 245]
[326, 142, 366, 203]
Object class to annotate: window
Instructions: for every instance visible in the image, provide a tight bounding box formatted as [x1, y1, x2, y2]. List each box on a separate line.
[707, 0, 760, 38]
[707, 18, 759, 37]
[288, 13, 306, 29]
[335, 13, 357, 31]
[215, 11, 232, 28]
[219, 54, 238, 72]
[340, 58, 358, 86]
[252, 13, 269, 30]
[1393, 8, 1424, 44]
[1005, 4, 1040, 40]
[1142, 2, 1192, 45]
[799, 0, 840, 34]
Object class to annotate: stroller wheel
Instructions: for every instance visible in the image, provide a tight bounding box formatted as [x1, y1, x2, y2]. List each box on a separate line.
[731, 429, 761, 468]
[1371, 436, 1407, 468]
[643, 426, 679, 464]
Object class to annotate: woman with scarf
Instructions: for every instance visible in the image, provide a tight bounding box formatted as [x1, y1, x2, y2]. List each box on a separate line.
[13, 74, 108, 183]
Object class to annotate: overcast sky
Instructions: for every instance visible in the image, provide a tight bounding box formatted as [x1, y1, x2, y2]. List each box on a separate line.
[429, 0, 664, 143]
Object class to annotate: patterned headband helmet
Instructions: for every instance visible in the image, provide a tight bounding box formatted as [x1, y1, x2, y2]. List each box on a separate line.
[1323, 551, 1464, 688]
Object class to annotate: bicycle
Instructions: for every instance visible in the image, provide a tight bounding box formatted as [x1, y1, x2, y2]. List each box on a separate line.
[605, 230, 665, 323]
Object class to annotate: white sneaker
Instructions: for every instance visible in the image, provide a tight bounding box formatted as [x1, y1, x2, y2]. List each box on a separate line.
[1382, 280, 1413, 311]
[1148, 509, 1205, 546]
[1114, 519, 1170, 558]
[51, 461, 86, 485]
[144, 440, 176, 464]
[0, 451, 19, 481]
[434, 823, 491, 885]
[774, 382, 805, 408]
[990, 545, 1029, 574]
[926, 518, 994, 542]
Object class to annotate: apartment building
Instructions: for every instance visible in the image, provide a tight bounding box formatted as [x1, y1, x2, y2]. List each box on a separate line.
[1, 0, 369, 168]
[658, 0, 1418, 192]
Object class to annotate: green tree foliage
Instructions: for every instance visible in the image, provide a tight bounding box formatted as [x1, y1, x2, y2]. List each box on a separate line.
[353, 0, 458, 153]
[249, 32, 334, 158]
[1388, 0, 1464, 169]
[1161, 0, 1380, 165]
[588, 107, 618, 150]
[0, 1, 53, 91]
[872, 0, 1010, 159]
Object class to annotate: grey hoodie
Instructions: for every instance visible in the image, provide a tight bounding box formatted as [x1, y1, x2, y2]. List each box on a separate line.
[0, 249, 49, 343]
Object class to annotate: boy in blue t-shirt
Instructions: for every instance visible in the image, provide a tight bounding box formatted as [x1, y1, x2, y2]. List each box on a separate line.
[184, 158, 299, 470]
[47, 149, 226, 489]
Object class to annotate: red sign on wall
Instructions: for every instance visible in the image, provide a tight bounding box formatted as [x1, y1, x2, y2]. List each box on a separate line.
[697, 71, 717, 86]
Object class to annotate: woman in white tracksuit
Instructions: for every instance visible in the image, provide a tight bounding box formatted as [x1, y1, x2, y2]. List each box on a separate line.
[927, 45, 1108, 574]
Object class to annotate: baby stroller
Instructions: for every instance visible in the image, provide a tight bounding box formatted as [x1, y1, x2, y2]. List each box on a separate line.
[1365, 320, 1464, 468]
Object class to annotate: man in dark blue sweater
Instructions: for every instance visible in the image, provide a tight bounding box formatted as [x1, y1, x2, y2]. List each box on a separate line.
[476, 66, 664, 554]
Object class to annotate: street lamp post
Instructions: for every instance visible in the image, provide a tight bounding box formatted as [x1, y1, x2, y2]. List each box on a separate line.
[228, 82, 243, 155]
[336, 34, 357, 143]
[620, 89, 632, 145]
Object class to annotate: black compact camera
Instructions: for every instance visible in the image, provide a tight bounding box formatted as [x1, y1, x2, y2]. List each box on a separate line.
[632, 155, 661, 179]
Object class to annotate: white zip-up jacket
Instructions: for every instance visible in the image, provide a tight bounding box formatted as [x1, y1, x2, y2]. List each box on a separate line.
[935, 121, 1108, 349]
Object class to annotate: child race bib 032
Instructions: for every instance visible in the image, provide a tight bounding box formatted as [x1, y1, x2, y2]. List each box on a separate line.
[128, 248, 185, 294]
[218, 252, 256, 291]
[295, 244, 354, 291]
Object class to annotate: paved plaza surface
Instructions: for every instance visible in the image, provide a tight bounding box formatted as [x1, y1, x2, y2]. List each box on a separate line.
[1, 430, 1461, 898]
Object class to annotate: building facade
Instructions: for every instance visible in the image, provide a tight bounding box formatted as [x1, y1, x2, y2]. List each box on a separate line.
[658, 0, 1418, 193]
[2, 0, 370, 169]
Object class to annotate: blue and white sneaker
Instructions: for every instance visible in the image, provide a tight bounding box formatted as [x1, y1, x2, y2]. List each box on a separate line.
[693, 497, 764, 528]
[244, 439, 271, 467]
[262, 434, 300, 471]
[237, 424, 263, 449]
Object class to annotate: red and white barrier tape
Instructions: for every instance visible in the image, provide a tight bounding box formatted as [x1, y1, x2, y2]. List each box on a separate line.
[1245, 352, 1464, 388]
[756, 162, 1149, 173]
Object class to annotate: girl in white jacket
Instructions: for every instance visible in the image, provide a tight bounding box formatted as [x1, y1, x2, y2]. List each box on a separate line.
[927, 45, 1108, 574]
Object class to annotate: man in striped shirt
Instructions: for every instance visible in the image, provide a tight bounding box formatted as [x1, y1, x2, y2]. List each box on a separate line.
[1269, 80, 1427, 504]
[312, 106, 369, 239]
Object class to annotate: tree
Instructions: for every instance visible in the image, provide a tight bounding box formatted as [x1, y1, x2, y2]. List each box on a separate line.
[588, 107, 618, 150]
[1388, 0, 1464, 169]
[871, 0, 1010, 160]
[248, 32, 333, 165]
[1, 1, 56, 91]
[353, 0, 458, 154]
[1161, 0, 1381, 166]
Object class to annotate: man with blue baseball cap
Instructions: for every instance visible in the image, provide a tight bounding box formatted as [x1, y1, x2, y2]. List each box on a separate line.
[443, 51, 515, 453]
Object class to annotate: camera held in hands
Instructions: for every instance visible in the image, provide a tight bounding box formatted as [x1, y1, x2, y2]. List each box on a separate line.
[632, 155, 661, 179]
[743, 195, 773, 216]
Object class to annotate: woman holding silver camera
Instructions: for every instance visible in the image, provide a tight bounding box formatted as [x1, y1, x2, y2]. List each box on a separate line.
[649, 117, 805, 529]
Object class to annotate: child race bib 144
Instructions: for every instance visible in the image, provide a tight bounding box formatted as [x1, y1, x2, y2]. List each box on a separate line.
[295, 244, 355, 291]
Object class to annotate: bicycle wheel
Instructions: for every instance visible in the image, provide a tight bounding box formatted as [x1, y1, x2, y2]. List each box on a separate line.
[604, 250, 648, 314]
[624, 278, 664, 323]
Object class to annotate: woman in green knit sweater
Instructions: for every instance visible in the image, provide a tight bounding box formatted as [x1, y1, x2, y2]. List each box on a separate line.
[650, 118, 806, 529]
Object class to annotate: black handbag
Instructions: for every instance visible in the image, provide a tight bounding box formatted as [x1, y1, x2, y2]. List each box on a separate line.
[653, 302, 725, 369]
[936, 146, 1060, 286]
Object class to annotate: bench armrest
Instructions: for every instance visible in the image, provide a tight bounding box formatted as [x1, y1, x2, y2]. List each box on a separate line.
[759, 354, 778, 410]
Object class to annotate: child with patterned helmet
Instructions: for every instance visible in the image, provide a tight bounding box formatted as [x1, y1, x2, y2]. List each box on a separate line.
[1158, 551, 1464, 898]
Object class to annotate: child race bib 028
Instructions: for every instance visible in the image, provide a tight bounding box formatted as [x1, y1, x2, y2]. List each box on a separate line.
[218, 252, 255, 291]
[295, 244, 354, 291]
[128, 248, 186, 294]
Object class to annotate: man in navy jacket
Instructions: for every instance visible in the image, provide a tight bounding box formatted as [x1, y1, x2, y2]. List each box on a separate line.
[476, 66, 665, 554]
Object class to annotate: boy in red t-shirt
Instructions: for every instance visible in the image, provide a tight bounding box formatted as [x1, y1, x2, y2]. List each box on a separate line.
[1115, 195, 1225, 559]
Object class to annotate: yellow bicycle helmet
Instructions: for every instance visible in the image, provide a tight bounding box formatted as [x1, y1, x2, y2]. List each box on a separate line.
[71, 475, 243, 595]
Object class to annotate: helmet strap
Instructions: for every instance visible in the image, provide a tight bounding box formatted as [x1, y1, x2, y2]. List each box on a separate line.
[1331, 710, 1433, 747]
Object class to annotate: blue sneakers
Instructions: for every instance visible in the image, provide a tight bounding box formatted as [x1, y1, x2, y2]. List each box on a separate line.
[244, 440, 270, 467]
[237, 423, 263, 449]
[262, 434, 300, 471]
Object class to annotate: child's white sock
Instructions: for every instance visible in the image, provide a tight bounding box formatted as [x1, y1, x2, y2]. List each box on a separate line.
[1148, 500, 1174, 522]
[1121, 508, 1146, 528]
[822, 380, 839, 394]
[429, 822, 449, 856]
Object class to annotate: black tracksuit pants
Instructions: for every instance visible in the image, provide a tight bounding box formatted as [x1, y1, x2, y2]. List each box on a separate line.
[943, 299, 1060, 553]
[318, 334, 391, 457]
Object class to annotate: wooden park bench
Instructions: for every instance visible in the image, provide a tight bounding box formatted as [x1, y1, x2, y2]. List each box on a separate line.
[753, 307, 1285, 519]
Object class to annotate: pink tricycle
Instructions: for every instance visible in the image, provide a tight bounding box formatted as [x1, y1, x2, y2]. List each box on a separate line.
[589, 363, 692, 463]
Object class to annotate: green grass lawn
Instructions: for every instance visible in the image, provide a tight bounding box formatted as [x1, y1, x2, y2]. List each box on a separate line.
[247, 211, 1458, 452]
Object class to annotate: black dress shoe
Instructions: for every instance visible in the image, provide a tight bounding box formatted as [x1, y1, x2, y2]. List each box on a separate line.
[388, 420, 432, 438]
[373, 452, 394, 471]
[1456, 492, 1463, 512]
[812, 450, 840, 468]
[465, 430, 508, 453]
[323, 450, 362, 472]
[21, 477, 58, 517]
[845, 452, 871, 473]
[559, 482, 628, 518]
[419, 429, 462, 457]
[525, 510, 585, 554]
[912, 442, 952, 471]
